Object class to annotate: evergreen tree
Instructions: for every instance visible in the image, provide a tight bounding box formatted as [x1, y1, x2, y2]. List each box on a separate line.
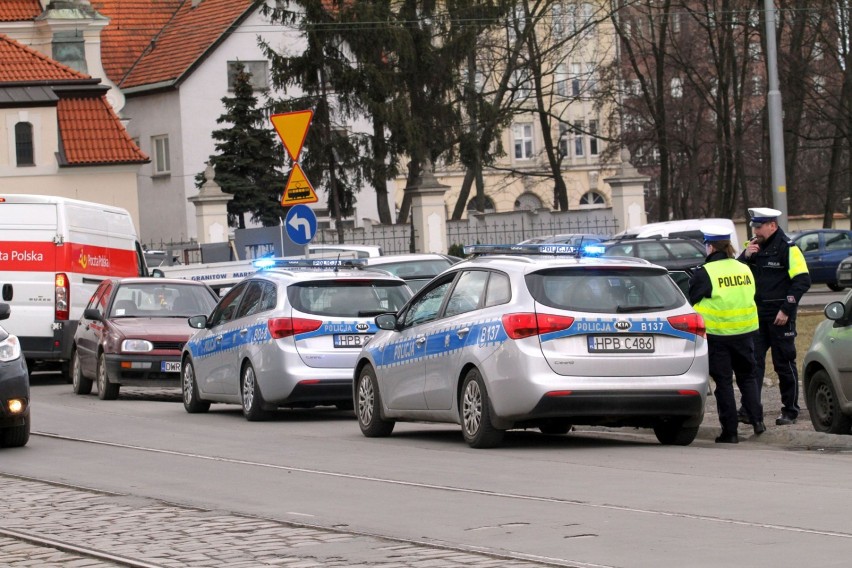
[199, 63, 286, 229]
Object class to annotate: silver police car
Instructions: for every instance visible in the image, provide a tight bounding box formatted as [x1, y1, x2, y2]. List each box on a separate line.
[182, 260, 411, 420]
[354, 245, 710, 448]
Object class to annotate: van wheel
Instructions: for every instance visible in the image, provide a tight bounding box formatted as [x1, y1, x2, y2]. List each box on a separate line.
[71, 349, 92, 395]
[241, 363, 268, 421]
[97, 353, 120, 400]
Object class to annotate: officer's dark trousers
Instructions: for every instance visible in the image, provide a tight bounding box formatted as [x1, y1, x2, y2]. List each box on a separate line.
[753, 318, 800, 418]
[710, 333, 763, 434]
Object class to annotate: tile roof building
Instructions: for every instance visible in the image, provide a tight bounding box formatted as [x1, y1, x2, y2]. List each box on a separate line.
[0, 32, 147, 227]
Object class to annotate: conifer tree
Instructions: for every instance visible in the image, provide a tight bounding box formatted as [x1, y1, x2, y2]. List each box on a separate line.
[200, 63, 286, 229]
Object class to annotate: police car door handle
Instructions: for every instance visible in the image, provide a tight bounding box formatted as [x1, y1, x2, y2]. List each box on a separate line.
[215, 335, 223, 342]
[415, 335, 426, 345]
[239, 328, 248, 336]
[457, 327, 470, 338]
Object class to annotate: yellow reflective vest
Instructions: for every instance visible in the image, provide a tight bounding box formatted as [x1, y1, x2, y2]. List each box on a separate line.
[694, 259, 759, 336]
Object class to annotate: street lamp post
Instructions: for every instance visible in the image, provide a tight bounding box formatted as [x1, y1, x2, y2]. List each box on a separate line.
[764, 0, 788, 225]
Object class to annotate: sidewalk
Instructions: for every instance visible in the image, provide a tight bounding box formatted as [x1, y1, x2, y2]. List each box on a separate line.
[698, 376, 852, 449]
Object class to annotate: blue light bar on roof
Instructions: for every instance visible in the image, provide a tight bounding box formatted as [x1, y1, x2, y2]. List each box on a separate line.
[252, 258, 368, 270]
[463, 244, 580, 256]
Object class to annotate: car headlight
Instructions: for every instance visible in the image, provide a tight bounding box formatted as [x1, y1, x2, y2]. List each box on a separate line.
[0, 334, 21, 362]
[121, 339, 154, 352]
[842, 262, 852, 270]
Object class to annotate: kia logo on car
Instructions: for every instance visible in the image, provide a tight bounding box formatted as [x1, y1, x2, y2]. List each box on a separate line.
[615, 320, 631, 331]
[356, 323, 370, 332]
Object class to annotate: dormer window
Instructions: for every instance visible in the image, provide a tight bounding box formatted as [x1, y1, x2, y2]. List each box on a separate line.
[15, 122, 34, 166]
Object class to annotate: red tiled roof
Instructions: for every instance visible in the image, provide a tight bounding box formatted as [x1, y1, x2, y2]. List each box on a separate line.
[0, 0, 41, 22]
[89, 0, 183, 84]
[57, 97, 149, 165]
[120, 0, 255, 89]
[0, 34, 90, 82]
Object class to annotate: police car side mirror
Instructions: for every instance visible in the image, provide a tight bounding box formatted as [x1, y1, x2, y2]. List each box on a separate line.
[0, 303, 9, 321]
[188, 315, 208, 329]
[83, 308, 103, 321]
[151, 269, 165, 278]
[375, 313, 398, 331]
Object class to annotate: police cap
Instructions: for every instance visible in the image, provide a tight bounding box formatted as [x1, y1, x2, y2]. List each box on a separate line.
[748, 207, 781, 227]
[701, 225, 732, 243]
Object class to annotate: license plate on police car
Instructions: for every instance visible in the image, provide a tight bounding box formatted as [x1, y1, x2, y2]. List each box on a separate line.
[587, 335, 654, 353]
[334, 334, 373, 348]
[161, 361, 181, 373]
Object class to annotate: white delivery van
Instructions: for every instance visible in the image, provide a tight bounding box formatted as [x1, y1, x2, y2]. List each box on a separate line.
[0, 195, 148, 375]
[612, 218, 740, 250]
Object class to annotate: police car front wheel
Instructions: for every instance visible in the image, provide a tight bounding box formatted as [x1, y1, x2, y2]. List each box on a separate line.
[357, 365, 394, 437]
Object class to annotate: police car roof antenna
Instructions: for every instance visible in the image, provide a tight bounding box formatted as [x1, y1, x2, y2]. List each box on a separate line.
[334, 253, 341, 274]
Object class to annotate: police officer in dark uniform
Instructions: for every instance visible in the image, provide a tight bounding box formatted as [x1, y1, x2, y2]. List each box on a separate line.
[689, 226, 764, 443]
[738, 208, 811, 426]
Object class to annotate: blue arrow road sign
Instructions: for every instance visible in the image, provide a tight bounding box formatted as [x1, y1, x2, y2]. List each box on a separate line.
[285, 204, 317, 245]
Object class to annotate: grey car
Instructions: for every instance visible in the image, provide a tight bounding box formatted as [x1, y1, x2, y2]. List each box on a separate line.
[182, 260, 411, 420]
[354, 245, 710, 448]
[802, 292, 852, 434]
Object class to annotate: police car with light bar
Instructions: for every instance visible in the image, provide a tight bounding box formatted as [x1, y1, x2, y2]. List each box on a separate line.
[353, 244, 710, 448]
[180, 259, 411, 420]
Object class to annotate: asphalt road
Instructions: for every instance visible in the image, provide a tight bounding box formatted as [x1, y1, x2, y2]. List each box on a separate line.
[799, 284, 847, 309]
[2, 376, 851, 568]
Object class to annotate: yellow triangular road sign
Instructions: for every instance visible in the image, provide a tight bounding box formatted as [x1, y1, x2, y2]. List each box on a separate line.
[271, 110, 313, 162]
[281, 163, 318, 206]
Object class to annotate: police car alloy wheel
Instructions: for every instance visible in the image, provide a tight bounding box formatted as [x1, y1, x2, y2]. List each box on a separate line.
[71, 349, 92, 395]
[357, 365, 394, 437]
[97, 353, 120, 400]
[241, 363, 268, 421]
[460, 368, 504, 449]
[807, 370, 852, 434]
[182, 358, 210, 414]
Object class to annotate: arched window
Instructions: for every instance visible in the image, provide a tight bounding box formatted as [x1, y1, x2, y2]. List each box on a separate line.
[467, 195, 495, 213]
[514, 192, 543, 211]
[579, 191, 606, 208]
[15, 122, 34, 166]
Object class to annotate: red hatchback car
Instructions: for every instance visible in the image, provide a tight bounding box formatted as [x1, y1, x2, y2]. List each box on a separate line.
[71, 278, 218, 399]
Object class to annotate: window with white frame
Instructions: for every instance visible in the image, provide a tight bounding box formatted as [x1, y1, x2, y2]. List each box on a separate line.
[751, 75, 763, 96]
[558, 123, 569, 157]
[589, 119, 599, 156]
[579, 191, 605, 208]
[555, 64, 569, 97]
[552, 3, 564, 38]
[573, 120, 584, 157]
[227, 61, 269, 92]
[671, 77, 683, 98]
[512, 70, 530, 100]
[14, 122, 34, 166]
[513, 123, 534, 160]
[585, 63, 597, 93]
[152, 135, 170, 175]
[571, 62, 582, 96]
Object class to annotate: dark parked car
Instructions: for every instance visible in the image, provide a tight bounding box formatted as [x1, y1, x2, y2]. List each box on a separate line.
[71, 278, 219, 400]
[366, 253, 462, 292]
[599, 237, 707, 271]
[789, 229, 852, 291]
[0, 303, 29, 448]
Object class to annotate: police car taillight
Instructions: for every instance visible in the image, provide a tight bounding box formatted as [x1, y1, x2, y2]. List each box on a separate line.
[501, 313, 575, 339]
[55, 273, 69, 321]
[267, 317, 322, 339]
[667, 313, 706, 338]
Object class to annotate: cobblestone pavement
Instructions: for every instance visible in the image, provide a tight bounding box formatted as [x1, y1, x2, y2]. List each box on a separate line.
[0, 476, 554, 568]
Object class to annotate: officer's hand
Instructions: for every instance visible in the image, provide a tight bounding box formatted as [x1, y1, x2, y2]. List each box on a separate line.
[774, 310, 789, 326]
[744, 241, 760, 258]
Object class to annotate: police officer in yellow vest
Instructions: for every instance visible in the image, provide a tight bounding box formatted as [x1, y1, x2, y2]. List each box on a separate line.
[689, 226, 765, 443]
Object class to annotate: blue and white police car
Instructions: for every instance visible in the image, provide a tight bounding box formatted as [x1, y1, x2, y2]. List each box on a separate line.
[181, 259, 411, 420]
[354, 245, 710, 448]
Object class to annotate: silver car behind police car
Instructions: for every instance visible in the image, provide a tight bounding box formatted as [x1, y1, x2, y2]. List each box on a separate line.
[182, 260, 411, 420]
[354, 245, 709, 448]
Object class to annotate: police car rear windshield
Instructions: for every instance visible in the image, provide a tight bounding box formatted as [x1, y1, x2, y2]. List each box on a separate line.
[287, 282, 410, 318]
[525, 268, 686, 314]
